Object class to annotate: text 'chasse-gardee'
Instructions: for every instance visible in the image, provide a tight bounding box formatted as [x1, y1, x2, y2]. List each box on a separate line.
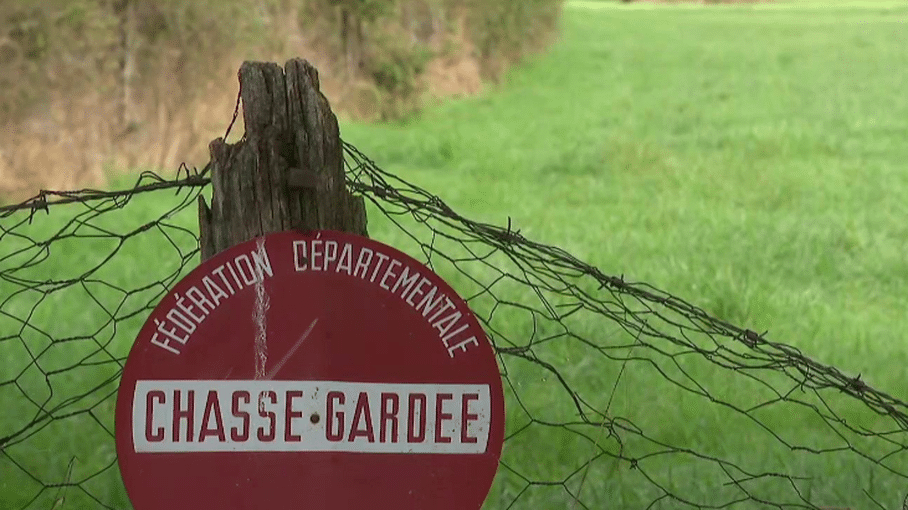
[133, 381, 492, 454]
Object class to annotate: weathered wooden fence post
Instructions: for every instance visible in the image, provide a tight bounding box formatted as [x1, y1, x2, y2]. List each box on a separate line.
[116, 58, 505, 507]
[198, 58, 368, 261]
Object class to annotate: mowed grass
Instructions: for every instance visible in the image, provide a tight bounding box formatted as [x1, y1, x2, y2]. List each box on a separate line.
[352, 0, 908, 360]
[3, 1, 908, 508]
[344, 0, 908, 390]
[345, 0, 908, 507]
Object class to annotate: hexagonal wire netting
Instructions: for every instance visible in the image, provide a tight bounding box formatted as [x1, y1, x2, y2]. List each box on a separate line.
[1, 141, 907, 509]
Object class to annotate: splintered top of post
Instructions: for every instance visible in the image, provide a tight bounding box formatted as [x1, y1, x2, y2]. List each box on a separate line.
[239, 59, 323, 138]
[198, 58, 367, 261]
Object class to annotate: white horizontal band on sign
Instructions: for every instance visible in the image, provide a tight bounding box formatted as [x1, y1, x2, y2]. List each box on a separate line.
[132, 380, 491, 454]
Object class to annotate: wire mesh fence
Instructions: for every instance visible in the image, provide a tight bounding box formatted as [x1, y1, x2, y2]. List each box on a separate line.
[1, 141, 907, 509]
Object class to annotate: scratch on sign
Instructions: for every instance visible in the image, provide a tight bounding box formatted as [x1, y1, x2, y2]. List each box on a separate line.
[265, 318, 318, 380]
[253, 237, 270, 380]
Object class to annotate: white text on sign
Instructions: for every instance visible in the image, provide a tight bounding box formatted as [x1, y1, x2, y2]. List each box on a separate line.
[292, 239, 479, 358]
[150, 238, 481, 359]
[133, 381, 491, 454]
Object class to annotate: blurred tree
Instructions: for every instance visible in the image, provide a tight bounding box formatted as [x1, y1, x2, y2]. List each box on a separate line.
[0, 0, 563, 195]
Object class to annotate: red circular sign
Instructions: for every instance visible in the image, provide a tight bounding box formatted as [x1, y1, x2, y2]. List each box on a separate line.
[116, 230, 504, 509]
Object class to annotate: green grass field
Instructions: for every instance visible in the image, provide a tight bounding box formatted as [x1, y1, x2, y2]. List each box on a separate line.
[3, 0, 908, 508]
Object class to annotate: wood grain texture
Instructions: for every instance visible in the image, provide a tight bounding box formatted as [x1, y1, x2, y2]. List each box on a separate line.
[199, 59, 368, 261]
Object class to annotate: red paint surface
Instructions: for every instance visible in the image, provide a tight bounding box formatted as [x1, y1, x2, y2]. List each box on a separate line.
[116, 230, 504, 510]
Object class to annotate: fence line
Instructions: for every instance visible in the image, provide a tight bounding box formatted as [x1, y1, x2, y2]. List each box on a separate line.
[0, 141, 906, 509]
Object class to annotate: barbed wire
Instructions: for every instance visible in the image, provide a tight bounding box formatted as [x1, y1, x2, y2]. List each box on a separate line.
[0, 141, 906, 509]
[0, 167, 211, 219]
